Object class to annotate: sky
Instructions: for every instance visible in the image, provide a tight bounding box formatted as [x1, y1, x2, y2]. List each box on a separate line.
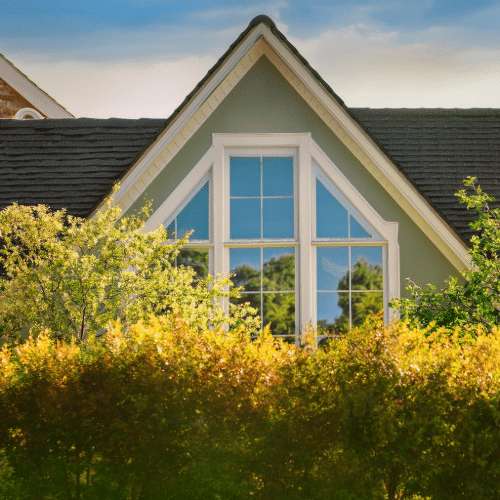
[1, 0, 500, 118]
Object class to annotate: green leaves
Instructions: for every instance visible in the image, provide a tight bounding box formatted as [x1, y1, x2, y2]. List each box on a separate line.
[391, 177, 500, 332]
[0, 196, 258, 344]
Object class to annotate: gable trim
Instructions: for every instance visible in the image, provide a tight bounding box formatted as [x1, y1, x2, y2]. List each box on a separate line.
[108, 20, 470, 273]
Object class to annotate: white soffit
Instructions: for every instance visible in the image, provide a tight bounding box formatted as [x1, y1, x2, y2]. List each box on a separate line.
[0, 55, 74, 118]
[107, 22, 470, 272]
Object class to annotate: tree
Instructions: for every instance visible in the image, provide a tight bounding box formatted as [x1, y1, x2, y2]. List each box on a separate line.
[391, 177, 500, 331]
[0, 197, 258, 344]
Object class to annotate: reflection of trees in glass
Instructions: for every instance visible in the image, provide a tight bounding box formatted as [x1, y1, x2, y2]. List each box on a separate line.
[177, 249, 209, 282]
[231, 254, 295, 336]
[264, 292, 295, 336]
[322, 257, 383, 335]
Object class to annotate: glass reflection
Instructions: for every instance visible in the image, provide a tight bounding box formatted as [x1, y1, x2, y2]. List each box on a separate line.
[263, 157, 293, 196]
[176, 182, 209, 240]
[317, 247, 349, 291]
[316, 179, 348, 238]
[351, 247, 383, 291]
[230, 248, 260, 291]
[350, 215, 370, 238]
[263, 198, 294, 239]
[317, 292, 349, 335]
[177, 249, 209, 281]
[263, 247, 295, 291]
[352, 292, 383, 328]
[230, 157, 260, 197]
[230, 198, 260, 239]
[263, 292, 295, 336]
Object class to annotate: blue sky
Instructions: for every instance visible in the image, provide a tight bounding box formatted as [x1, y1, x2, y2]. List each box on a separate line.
[2, 1, 499, 117]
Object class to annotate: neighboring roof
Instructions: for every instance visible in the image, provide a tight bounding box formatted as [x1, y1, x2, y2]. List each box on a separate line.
[0, 54, 74, 118]
[0, 118, 166, 217]
[352, 108, 500, 242]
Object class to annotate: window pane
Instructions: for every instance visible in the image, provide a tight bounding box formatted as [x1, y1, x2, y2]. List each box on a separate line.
[177, 249, 209, 281]
[263, 157, 293, 196]
[352, 292, 383, 327]
[263, 198, 294, 239]
[351, 247, 383, 291]
[230, 248, 261, 291]
[316, 179, 348, 238]
[350, 215, 370, 238]
[230, 198, 260, 239]
[176, 182, 209, 240]
[317, 292, 349, 334]
[230, 157, 260, 197]
[263, 247, 295, 291]
[317, 247, 349, 291]
[263, 292, 295, 336]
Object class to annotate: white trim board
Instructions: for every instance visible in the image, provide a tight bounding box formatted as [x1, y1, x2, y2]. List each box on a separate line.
[103, 20, 470, 272]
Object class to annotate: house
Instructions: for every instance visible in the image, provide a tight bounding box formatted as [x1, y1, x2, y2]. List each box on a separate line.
[1, 15, 499, 341]
[0, 54, 73, 119]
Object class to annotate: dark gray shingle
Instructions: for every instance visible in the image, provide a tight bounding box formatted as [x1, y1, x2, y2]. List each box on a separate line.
[0, 118, 166, 217]
[351, 108, 500, 242]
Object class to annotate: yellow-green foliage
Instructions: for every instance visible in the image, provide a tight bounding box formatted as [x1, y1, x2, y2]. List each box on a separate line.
[0, 199, 258, 344]
[2, 318, 500, 499]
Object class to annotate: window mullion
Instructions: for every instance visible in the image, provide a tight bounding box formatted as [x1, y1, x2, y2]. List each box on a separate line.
[298, 139, 312, 336]
[213, 149, 225, 286]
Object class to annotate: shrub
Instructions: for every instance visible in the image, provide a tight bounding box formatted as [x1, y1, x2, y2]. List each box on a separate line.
[391, 177, 500, 332]
[0, 198, 258, 344]
[2, 317, 500, 499]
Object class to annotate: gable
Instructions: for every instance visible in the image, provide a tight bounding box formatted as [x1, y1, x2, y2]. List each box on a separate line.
[0, 77, 43, 119]
[123, 54, 458, 292]
[108, 18, 469, 277]
[0, 54, 73, 119]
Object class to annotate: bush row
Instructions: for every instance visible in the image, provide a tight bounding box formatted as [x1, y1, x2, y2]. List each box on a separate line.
[1, 317, 500, 499]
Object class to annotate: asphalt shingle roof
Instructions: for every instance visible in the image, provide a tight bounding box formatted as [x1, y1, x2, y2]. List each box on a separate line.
[351, 108, 500, 242]
[0, 118, 166, 217]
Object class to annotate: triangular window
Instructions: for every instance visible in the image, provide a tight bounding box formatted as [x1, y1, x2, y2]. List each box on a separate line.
[166, 179, 210, 241]
[315, 177, 380, 240]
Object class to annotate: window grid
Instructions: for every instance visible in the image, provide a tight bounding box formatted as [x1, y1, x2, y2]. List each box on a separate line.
[316, 246, 384, 331]
[229, 156, 295, 241]
[235, 247, 297, 337]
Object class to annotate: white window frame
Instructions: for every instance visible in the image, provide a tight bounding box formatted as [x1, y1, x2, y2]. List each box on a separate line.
[146, 133, 400, 336]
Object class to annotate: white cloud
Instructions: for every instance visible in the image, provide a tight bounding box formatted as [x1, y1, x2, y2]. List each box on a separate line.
[11, 18, 500, 118]
[16, 55, 217, 118]
[290, 24, 500, 108]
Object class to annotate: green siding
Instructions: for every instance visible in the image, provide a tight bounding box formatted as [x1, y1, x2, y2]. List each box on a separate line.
[125, 56, 461, 294]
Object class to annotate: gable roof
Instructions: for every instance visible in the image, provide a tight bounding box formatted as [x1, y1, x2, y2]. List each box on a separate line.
[0, 118, 166, 216]
[0, 15, 497, 272]
[0, 54, 74, 118]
